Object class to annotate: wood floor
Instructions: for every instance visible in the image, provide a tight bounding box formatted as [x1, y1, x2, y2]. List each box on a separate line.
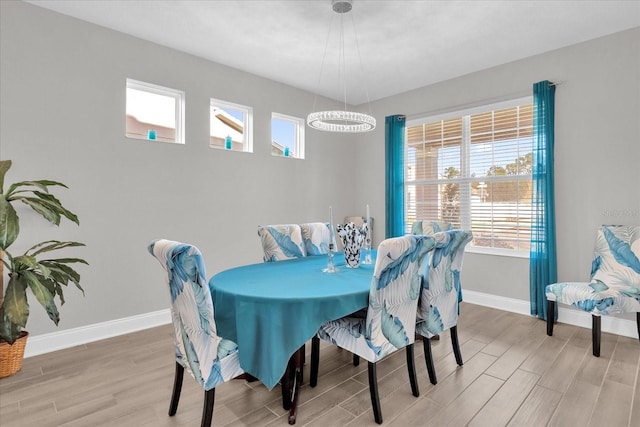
[1, 303, 639, 426]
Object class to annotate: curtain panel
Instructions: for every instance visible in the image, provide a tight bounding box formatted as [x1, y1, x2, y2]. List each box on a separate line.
[529, 81, 557, 320]
[385, 115, 406, 238]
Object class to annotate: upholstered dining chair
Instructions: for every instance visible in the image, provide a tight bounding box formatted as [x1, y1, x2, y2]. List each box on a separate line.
[415, 229, 473, 385]
[411, 220, 453, 236]
[300, 222, 336, 255]
[309, 235, 436, 424]
[546, 225, 640, 357]
[148, 239, 245, 427]
[257, 224, 306, 262]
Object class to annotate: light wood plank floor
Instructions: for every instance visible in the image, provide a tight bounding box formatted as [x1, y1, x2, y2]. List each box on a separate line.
[1, 303, 639, 426]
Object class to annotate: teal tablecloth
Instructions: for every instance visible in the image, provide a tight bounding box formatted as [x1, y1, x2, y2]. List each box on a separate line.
[209, 252, 373, 389]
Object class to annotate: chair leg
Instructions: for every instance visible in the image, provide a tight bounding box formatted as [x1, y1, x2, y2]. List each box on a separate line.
[405, 344, 420, 397]
[451, 326, 463, 366]
[353, 354, 360, 366]
[592, 315, 601, 357]
[636, 312, 640, 342]
[310, 336, 320, 387]
[169, 362, 184, 416]
[546, 300, 555, 336]
[367, 362, 383, 424]
[201, 388, 215, 427]
[422, 337, 437, 385]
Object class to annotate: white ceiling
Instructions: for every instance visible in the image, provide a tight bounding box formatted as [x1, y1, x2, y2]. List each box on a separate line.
[25, 0, 640, 105]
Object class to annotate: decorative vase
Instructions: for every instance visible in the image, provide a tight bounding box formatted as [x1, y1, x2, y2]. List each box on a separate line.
[336, 222, 369, 268]
[0, 331, 28, 378]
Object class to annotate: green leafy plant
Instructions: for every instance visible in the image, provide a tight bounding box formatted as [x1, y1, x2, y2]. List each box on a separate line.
[0, 160, 87, 344]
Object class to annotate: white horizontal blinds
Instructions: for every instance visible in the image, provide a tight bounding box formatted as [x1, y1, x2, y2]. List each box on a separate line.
[405, 100, 533, 251]
[405, 118, 462, 234]
[468, 105, 533, 251]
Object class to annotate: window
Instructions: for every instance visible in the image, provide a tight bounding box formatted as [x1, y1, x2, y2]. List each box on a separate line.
[405, 97, 533, 255]
[126, 79, 184, 144]
[271, 113, 305, 159]
[210, 99, 252, 152]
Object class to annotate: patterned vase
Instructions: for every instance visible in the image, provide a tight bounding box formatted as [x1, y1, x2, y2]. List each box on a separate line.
[336, 222, 369, 268]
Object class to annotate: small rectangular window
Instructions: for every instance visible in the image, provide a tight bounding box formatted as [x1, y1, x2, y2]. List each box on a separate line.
[126, 79, 184, 144]
[272, 113, 305, 159]
[210, 99, 253, 152]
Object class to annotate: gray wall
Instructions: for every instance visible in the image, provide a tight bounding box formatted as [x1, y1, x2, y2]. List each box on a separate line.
[354, 26, 640, 302]
[1, 1, 639, 337]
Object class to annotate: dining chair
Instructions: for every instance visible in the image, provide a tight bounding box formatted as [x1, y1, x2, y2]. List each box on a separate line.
[148, 239, 245, 427]
[309, 235, 437, 424]
[546, 225, 640, 357]
[411, 220, 452, 236]
[257, 224, 306, 261]
[415, 229, 473, 385]
[300, 222, 336, 255]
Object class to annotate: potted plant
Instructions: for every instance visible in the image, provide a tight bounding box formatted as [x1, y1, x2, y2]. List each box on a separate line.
[0, 160, 87, 378]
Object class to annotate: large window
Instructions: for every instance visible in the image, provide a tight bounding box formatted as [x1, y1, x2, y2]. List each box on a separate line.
[210, 99, 253, 152]
[271, 113, 305, 159]
[405, 97, 533, 255]
[126, 79, 185, 144]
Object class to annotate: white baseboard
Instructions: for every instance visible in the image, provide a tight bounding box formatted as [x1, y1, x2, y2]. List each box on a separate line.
[24, 309, 171, 358]
[463, 290, 639, 339]
[24, 291, 638, 358]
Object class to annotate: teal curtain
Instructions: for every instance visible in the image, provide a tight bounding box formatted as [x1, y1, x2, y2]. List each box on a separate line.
[530, 81, 557, 320]
[385, 115, 406, 238]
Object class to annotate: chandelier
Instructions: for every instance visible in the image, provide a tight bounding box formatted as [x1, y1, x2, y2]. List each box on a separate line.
[307, 0, 376, 133]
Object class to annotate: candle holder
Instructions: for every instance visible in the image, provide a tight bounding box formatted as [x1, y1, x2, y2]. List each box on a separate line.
[362, 238, 373, 265]
[322, 243, 338, 273]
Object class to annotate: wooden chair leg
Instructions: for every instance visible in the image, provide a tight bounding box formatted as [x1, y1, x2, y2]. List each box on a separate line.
[547, 300, 555, 336]
[405, 344, 419, 397]
[592, 315, 601, 357]
[367, 362, 383, 424]
[201, 388, 215, 427]
[169, 362, 184, 416]
[451, 326, 463, 366]
[422, 337, 437, 385]
[353, 354, 360, 366]
[310, 336, 320, 387]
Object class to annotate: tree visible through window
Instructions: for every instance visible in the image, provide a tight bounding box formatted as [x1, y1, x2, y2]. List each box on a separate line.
[405, 97, 533, 253]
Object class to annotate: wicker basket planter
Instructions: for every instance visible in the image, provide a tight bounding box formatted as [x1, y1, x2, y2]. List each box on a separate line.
[0, 331, 28, 378]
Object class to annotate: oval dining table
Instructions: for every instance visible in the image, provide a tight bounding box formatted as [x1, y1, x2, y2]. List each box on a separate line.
[209, 252, 375, 424]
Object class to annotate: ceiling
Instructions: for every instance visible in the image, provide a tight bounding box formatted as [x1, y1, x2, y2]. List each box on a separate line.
[25, 0, 640, 105]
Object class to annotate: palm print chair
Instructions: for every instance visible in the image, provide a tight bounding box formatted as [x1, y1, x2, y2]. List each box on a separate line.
[415, 229, 473, 385]
[309, 235, 437, 424]
[148, 239, 244, 427]
[257, 224, 306, 262]
[546, 225, 640, 357]
[411, 220, 453, 236]
[300, 222, 336, 255]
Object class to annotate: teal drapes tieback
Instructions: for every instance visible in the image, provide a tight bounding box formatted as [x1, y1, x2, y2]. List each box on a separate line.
[529, 80, 557, 320]
[385, 115, 406, 238]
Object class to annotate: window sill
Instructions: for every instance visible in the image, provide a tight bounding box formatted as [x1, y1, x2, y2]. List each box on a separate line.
[466, 246, 530, 259]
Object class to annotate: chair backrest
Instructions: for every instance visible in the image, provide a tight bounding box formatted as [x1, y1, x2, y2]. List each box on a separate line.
[148, 239, 225, 389]
[300, 222, 336, 255]
[411, 220, 453, 236]
[416, 230, 473, 338]
[590, 225, 640, 290]
[364, 235, 436, 360]
[257, 224, 306, 262]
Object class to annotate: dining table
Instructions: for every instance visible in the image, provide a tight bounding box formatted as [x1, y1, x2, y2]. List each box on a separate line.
[209, 251, 375, 424]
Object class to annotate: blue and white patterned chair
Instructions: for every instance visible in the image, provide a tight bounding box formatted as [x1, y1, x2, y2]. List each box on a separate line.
[415, 229, 473, 385]
[257, 224, 306, 262]
[148, 239, 244, 427]
[411, 220, 453, 236]
[300, 222, 336, 255]
[546, 225, 640, 357]
[309, 235, 437, 424]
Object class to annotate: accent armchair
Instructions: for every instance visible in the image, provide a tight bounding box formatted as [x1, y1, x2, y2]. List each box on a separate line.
[546, 225, 640, 356]
[148, 239, 244, 427]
